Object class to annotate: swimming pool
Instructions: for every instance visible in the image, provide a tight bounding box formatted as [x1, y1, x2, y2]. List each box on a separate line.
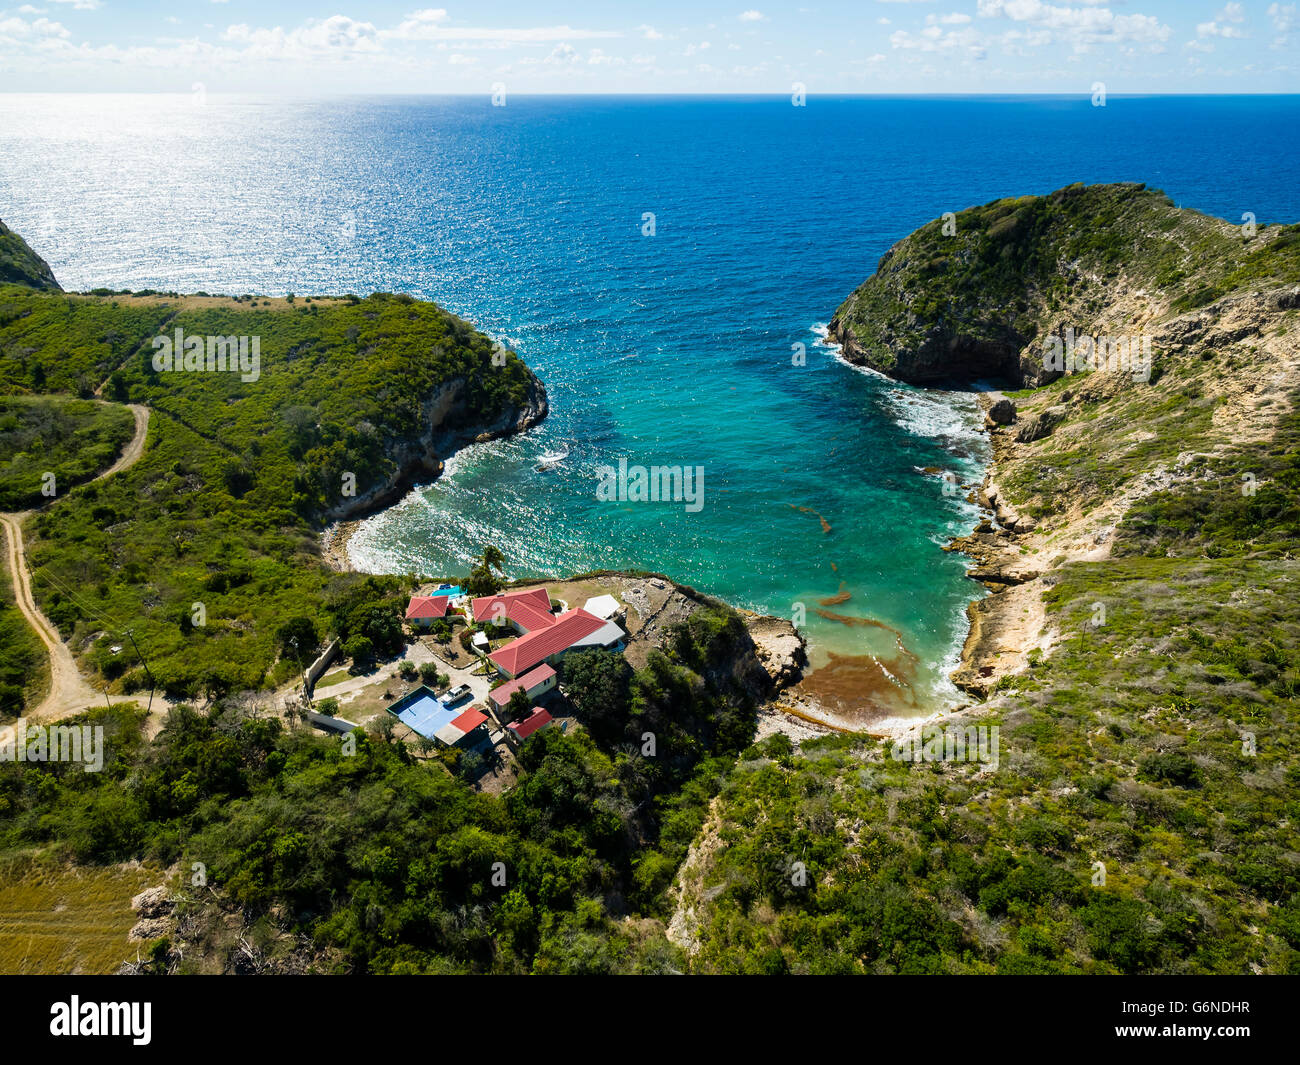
[386, 686, 458, 739]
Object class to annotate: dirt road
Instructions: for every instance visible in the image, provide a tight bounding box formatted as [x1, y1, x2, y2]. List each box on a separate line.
[1, 402, 150, 722]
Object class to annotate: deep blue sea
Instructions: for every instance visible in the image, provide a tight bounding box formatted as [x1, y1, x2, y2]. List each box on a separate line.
[3, 94, 1297, 721]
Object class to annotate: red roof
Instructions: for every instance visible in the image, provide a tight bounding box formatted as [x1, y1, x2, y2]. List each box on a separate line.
[449, 708, 488, 733]
[472, 587, 555, 633]
[406, 595, 451, 620]
[489, 609, 606, 677]
[488, 663, 557, 709]
[508, 708, 553, 740]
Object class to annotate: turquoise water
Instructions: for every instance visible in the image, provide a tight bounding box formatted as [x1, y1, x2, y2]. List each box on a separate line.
[3, 94, 1297, 715]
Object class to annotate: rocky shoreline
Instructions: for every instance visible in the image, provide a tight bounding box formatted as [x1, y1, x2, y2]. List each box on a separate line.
[944, 391, 1050, 698]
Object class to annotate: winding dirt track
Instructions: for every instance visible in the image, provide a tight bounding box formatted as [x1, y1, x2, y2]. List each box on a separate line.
[0, 403, 150, 722]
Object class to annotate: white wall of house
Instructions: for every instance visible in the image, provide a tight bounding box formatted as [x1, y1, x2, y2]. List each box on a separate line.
[526, 672, 557, 699]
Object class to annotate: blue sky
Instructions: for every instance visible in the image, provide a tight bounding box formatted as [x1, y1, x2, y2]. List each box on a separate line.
[0, 1, 1295, 93]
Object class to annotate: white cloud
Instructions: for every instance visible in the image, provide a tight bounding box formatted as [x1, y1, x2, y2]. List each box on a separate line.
[977, 0, 1171, 53]
[891, 23, 987, 58]
[1268, 1, 1296, 45]
[739, 9, 767, 20]
[637, 24, 665, 40]
[545, 41, 579, 64]
[0, 15, 69, 38]
[222, 16, 382, 59]
[1268, 1, 1296, 29]
[45, 0, 101, 9]
[390, 8, 449, 36]
[1196, 18, 1248, 38]
[383, 12, 619, 42]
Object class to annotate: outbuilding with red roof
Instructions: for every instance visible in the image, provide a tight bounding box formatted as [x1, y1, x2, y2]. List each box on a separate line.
[405, 595, 451, 628]
[488, 664, 558, 715]
[507, 707, 553, 744]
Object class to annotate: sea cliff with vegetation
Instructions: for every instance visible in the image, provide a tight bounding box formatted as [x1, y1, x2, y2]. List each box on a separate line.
[0, 220, 544, 705]
[671, 184, 1300, 972]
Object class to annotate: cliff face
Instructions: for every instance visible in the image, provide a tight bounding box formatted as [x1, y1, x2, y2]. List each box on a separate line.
[320, 369, 548, 524]
[0, 220, 61, 291]
[828, 182, 1300, 386]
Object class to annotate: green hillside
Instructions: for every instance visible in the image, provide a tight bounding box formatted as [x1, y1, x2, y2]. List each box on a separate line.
[0, 220, 61, 292]
[0, 274, 544, 700]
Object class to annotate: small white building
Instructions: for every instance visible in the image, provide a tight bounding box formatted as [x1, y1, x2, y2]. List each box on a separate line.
[583, 594, 623, 621]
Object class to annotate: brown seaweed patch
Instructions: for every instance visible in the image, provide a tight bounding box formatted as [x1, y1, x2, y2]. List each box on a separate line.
[788, 503, 831, 534]
[814, 610, 903, 642]
[810, 612, 918, 670]
[818, 582, 851, 607]
[797, 651, 920, 725]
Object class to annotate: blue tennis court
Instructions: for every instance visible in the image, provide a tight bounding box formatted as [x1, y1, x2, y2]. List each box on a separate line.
[387, 686, 458, 739]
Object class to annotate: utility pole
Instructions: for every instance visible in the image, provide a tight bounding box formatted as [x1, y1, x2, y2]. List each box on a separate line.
[125, 628, 156, 715]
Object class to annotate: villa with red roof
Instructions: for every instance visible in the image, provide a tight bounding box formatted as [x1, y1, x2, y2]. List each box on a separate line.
[405, 595, 451, 628]
[472, 587, 556, 635]
[488, 607, 624, 678]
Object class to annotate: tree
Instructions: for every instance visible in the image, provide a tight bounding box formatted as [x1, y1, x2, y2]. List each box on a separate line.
[276, 617, 319, 659]
[505, 688, 532, 723]
[346, 603, 403, 657]
[107, 371, 129, 401]
[560, 648, 633, 743]
[465, 543, 506, 598]
[343, 634, 374, 669]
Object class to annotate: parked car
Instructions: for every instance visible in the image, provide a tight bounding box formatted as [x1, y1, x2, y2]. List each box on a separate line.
[444, 683, 472, 704]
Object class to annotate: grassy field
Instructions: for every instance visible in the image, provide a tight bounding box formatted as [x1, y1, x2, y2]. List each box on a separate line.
[0, 855, 158, 974]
